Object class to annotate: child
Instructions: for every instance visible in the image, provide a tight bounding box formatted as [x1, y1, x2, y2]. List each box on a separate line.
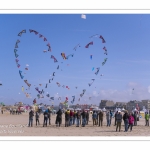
[128, 113, 134, 131]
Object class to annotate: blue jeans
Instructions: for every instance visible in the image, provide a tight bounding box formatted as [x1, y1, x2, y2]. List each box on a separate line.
[107, 119, 110, 126]
[29, 118, 33, 127]
[110, 117, 112, 125]
[73, 117, 76, 124]
[70, 117, 73, 126]
[124, 119, 129, 131]
[82, 118, 86, 126]
[76, 119, 80, 126]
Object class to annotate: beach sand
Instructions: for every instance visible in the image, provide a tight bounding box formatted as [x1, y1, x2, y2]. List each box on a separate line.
[0, 112, 149, 136]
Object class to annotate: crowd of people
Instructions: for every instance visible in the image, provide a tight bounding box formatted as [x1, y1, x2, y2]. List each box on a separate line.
[27, 108, 150, 132]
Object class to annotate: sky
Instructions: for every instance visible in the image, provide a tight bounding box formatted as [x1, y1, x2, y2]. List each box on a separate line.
[1, 14, 150, 106]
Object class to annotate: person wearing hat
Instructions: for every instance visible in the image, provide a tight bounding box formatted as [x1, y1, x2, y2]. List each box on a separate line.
[116, 111, 122, 132]
[114, 111, 118, 126]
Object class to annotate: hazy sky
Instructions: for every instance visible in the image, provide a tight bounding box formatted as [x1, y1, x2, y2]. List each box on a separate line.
[0, 14, 150, 105]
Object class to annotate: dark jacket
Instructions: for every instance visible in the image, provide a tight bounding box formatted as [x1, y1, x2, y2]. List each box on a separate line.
[29, 110, 34, 119]
[76, 112, 81, 119]
[43, 111, 48, 118]
[116, 113, 122, 122]
[81, 111, 86, 119]
[123, 113, 129, 121]
[56, 110, 62, 122]
[98, 112, 103, 120]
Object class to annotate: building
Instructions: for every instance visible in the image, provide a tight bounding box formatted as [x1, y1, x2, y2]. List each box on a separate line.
[115, 102, 127, 109]
[126, 100, 143, 111]
[99, 100, 115, 110]
[141, 100, 150, 110]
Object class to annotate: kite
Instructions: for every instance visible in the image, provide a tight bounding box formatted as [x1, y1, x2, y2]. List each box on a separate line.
[24, 80, 31, 87]
[62, 85, 65, 88]
[46, 94, 50, 97]
[61, 53, 66, 60]
[26, 64, 29, 67]
[22, 86, 24, 91]
[90, 55, 92, 60]
[66, 54, 74, 59]
[33, 98, 36, 104]
[19, 70, 24, 79]
[92, 67, 94, 71]
[0, 83, 2, 86]
[37, 94, 40, 99]
[56, 82, 61, 87]
[85, 41, 93, 48]
[29, 29, 38, 35]
[51, 55, 58, 62]
[57, 65, 59, 69]
[71, 96, 75, 104]
[47, 43, 52, 52]
[102, 58, 108, 66]
[15, 59, 19, 63]
[50, 97, 54, 100]
[49, 79, 51, 83]
[95, 67, 100, 75]
[25, 68, 28, 70]
[43, 50, 47, 53]
[52, 72, 55, 76]
[103, 46, 108, 55]
[73, 44, 80, 51]
[18, 29, 26, 36]
[88, 79, 95, 86]
[66, 86, 70, 90]
[45, 84, 48, 88]
[89, 34, 99, 38]
[100, 35, 106, 43]
[81, 14, 86, 19]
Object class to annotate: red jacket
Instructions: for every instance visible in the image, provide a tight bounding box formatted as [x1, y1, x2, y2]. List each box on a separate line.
[129, 115, 134, 124]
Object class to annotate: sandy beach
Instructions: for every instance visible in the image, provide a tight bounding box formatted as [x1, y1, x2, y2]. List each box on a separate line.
[0, 112, 149, 136]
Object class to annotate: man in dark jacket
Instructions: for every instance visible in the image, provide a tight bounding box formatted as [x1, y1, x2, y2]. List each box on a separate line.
[123, 110, 129, 132]
[56, 109, 62, 127]
[86, 111, 89, 125]
[116, 111, 122, 132]
[134, 111, 137, 126]
[114, 111, 118, 126]
[81, 109, 86, 127]
[98, 110, 103, 127]
[28, 110, 34, 127]
[47, 108, 52, 125]
[76, 111, 81, 127]
[43, 110, 48, 127]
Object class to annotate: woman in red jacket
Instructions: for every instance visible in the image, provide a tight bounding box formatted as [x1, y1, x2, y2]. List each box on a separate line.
[128, 113, 134, 132]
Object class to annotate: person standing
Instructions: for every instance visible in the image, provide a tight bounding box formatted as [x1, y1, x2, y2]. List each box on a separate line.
[98, 110, 103, 127]
[43, 110, 48, 127]
[123, 110, 129, 132]
[106, 111, 110, 127]
[76, 110, 81, 127]
[92, 111, 97, 126]
[56, 109, 62, 127]
[65, 109, 70, 127]
[116, 111, 122, 132]
[81, 109, 86, 127]
[109, 110, 113, 126]
[133, 111, 137, 126]
[86, 111, 89, 125]
[145, 112, 149, 126]
[73, 110, 77, 125]
[47, 108, 52, 125]
[114, 111, 118, 126]
[128, 113, 134, 131]
[35, 111, 40, 126]
[28, 109, 34, 127]
[69, 110, 73, 126]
